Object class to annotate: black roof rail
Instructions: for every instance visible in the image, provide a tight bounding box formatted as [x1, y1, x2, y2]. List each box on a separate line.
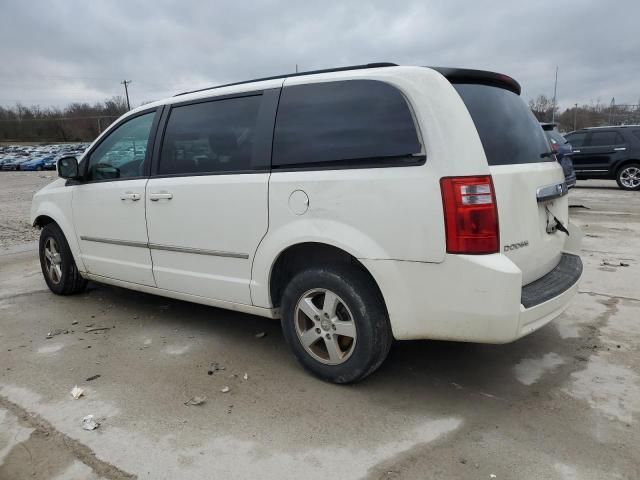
[174, 62, 398, 97]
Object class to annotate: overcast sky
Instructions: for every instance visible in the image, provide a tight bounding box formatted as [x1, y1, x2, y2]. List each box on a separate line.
[1, 0, 638, 110]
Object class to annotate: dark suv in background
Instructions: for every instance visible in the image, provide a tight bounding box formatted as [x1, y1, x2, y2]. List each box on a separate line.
[541, 123, 576, 188]
[565, 126, 640, 191]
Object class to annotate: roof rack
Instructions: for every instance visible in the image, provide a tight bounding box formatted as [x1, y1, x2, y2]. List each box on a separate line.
[580, 124, 640, 130]
[174, 62, 398, 97]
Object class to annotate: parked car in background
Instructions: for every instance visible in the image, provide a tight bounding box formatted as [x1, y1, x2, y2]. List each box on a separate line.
[44, 156, 58, 170]
[32, 64, 582, 383]
[1, 155, 30, 170]
[541, 123, 576, 188]
[21, 155, 55, 171]
[565, 125, 640, 191]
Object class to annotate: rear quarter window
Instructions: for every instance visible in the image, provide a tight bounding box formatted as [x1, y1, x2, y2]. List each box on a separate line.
[272, 80, 423, 169]
[454, 84, 552, 166]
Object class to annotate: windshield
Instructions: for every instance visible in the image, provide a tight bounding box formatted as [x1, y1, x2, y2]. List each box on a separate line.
[454, 83, 553, 166]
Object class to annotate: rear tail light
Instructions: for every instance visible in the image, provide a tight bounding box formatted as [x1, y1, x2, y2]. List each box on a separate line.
[440, 175, 499, 254]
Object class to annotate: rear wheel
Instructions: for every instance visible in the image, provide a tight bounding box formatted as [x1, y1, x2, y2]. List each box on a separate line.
[280, 264, 393, 383]
[616, 163, 640, 191]
[39, 223, 87, 295]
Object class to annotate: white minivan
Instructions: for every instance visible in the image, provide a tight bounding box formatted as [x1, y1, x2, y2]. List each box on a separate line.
[31, 63, 582, 383]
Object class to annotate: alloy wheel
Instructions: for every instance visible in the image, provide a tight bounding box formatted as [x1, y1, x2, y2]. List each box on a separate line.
[294, 288, 357, 365]
[620, 166, 640, 189]
[44, 237, 63, 284]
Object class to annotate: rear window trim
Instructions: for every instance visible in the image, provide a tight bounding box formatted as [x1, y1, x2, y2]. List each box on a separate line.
[271, 154, 426, 172]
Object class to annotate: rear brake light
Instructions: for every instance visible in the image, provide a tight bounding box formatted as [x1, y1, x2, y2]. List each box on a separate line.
[440, 175, 499, 254]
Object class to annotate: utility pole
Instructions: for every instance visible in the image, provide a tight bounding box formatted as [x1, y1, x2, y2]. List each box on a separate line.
[295, 64, 299, 73]
[121, 80, 132, 111]
[573, 103, 578, 131]
[551, 65, 558, 123]
[609, 97, 615, 125]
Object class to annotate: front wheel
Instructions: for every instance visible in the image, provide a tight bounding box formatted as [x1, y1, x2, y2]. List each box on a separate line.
[39, 223, 87, 295]
[616, 163, 640, 191]
[280, 264, 393, 383]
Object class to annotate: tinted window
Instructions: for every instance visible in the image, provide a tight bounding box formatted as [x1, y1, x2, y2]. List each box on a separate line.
[86, 112, 154, 181]
[545, 129, 567, 145]
[566, 132, 587, 147]
[272, 80, 422, 168]
[159, 95, 261, 175]
[454, 84, 552, 165]
[589, 131, 625, 146]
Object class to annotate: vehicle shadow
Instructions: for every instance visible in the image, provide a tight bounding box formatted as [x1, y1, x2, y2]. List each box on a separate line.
[83, 280, 584, 405]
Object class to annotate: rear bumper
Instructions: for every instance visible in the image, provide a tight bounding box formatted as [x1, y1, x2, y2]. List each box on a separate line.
[361, 227, 582, 343]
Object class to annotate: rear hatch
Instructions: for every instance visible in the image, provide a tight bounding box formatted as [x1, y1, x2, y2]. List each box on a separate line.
[452, 80, 568, 285]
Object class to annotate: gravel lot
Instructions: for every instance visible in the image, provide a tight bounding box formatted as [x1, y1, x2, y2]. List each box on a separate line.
[0, 172, 56, 249]
[1, 172, 639, 479]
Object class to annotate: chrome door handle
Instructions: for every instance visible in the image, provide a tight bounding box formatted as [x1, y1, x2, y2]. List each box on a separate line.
[572, 150, 581, 153]
[149, 192, 173, 201]
[121, 192, 141, 201]
[614, 147, 627, 151]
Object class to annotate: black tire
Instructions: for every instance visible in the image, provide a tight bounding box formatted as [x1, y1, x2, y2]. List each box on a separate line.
[616, 163, 640, 191]
[280, 263, 393, 383]
[36, 166, 43, 171]
[39, 223, 87, 295]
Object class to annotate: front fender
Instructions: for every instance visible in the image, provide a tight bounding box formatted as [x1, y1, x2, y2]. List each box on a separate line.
[250, 218, 391, 308]
[31, 185, 85, 272]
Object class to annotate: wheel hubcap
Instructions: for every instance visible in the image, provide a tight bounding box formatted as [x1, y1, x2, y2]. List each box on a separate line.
[294, 288, 357, 365]
[44, 237, 62, 284]
[620, 167, 640, 188]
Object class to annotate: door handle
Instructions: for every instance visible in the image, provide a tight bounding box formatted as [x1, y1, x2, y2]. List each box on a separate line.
[614, 147, 627, 151]
[120, 192, 141, 201]
[572, 150, 581, 153]
[149, 192, 173, 201]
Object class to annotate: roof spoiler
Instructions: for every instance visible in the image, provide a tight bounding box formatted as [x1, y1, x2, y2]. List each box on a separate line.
[428, 67, 521, 95]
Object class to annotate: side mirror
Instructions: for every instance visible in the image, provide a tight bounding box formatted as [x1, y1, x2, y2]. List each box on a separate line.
[57, 156, 79, 179]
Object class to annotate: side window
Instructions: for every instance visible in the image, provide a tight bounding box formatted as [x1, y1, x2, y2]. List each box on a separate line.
[566, 132, 586, 147]
[272, 80, 422, 168]
[159, 95, 262, 175]
[86, 112, 155, 181]
[589, 131, 624, 147]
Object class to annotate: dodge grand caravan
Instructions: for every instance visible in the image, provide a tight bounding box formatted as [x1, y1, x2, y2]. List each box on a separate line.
[31, 63, 583, 383]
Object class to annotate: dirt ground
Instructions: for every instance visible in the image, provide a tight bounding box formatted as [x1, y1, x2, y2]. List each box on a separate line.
[0, 172, 55, 249]
[0, 172, 639, 479]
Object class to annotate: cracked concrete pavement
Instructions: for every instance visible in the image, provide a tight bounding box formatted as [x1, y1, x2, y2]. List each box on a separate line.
[1, 175, 639, 479]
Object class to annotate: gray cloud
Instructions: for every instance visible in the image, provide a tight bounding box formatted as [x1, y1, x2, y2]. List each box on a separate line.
[1, 0, 638, 109]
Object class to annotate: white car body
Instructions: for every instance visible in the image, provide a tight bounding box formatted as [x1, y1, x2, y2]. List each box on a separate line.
[31, 65, 582, 346]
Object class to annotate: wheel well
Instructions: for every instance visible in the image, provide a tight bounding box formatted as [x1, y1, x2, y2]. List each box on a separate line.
[33, 215, 56, 229]
[615, 159, 640, 176]
[269, 242, 384, 309]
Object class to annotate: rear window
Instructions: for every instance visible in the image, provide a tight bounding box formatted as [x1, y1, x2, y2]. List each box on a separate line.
[272, 80, 422, 169]
[453, 84, 552, 165]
